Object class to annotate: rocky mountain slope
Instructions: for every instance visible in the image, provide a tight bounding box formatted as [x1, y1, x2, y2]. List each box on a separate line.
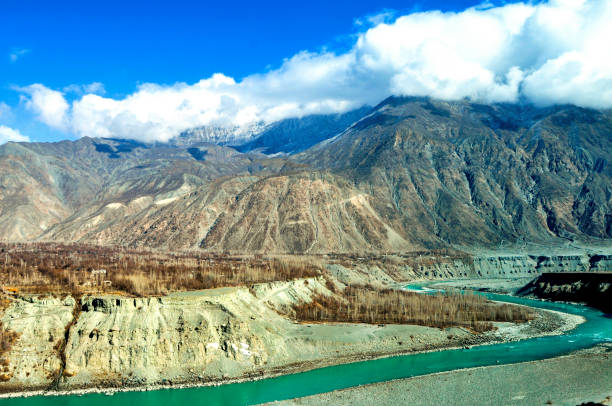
[0, 97, 610, 253]
[0, 137, 282, 243]
[299, 97, 612, 247]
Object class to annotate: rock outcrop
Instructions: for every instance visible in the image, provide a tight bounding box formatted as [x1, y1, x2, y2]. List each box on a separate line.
[361, 253, 612, 281]
[0, 296, 75, 390]
[518, 272, 612, 312]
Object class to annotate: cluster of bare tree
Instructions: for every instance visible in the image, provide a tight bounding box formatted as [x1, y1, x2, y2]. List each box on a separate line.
[0, 243, 320, 296]
[294, 286, 534, 332]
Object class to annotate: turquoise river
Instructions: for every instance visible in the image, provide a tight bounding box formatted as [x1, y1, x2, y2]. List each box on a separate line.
[2, 290, 611, 405]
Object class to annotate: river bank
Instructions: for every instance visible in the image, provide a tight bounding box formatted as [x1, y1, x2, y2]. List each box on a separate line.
[0, 287, 581, 399]
[426, 277, 534, 294]
[270, 343, 612, 406]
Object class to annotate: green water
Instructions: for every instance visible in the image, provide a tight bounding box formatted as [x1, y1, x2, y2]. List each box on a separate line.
[402, 284, 442, 293]
[2, 292, 611, 406]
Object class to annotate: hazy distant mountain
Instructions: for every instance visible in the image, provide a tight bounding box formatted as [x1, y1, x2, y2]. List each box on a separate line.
[171, 107, 371, 155]
[1, 97, 610, 252]
[170, 122, 267, 147]
[235, 107, 371, 155]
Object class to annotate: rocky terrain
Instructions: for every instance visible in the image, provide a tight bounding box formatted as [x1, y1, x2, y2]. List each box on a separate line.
[0, 276, 581, 395]
[297, 97, 612, 248]
[0, 97, 610, 253]
[518, 272, 612, 312]
[323, 252, 612, 282]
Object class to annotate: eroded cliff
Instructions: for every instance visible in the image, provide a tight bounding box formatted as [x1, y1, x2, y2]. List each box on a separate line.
[0, 276, 569, 394]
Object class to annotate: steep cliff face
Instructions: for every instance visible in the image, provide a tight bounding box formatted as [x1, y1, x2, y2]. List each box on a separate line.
[64, 289, 280, 387]
[336, 254, 612, 281]
[0, 279, 337, 391]
[518, 272, 612, 312]
[0, 296, 75, 390]
[0, 276, 557, 394]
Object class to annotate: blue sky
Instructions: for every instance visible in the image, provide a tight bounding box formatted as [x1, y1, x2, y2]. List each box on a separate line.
[1, 0, 610, 143]
[2, 1, 484, 101]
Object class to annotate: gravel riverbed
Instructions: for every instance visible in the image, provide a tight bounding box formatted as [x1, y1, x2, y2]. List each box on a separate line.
[269, 343, 612, 406]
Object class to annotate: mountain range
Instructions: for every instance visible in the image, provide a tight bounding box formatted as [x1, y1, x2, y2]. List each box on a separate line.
[0, 97, 610, 253]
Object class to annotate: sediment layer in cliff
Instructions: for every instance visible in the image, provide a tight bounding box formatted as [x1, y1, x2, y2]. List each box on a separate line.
[0, 275, 576, 394]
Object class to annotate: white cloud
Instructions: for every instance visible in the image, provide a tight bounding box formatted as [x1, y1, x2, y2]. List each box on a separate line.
[520, 0, 612, 108]
[9, 48, 30, 63]
[14, 0, 612, 143]
[0, 125, 29, 144]
[16, 84, 70, 131]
